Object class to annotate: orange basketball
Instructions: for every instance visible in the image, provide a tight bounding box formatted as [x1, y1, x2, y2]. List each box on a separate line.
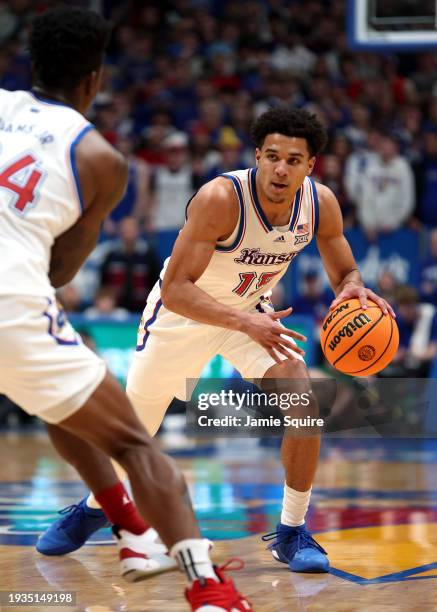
[320, 298, 399, 376]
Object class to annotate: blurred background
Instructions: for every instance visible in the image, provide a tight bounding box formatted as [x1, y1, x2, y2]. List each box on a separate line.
[1, 0, 437, 431]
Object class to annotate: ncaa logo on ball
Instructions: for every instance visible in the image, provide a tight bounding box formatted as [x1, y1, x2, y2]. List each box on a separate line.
[358, 345, 376, 361]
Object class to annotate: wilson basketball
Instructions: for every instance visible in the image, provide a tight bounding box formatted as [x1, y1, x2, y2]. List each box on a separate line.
[320, 298, 399, 376]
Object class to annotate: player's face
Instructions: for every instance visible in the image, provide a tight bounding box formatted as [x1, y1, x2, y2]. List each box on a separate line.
[255, 134, 315, 204]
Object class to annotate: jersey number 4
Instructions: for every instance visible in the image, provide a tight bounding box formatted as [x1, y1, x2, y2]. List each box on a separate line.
[233, 270, 281, 296]
[0, 154, 44, 214]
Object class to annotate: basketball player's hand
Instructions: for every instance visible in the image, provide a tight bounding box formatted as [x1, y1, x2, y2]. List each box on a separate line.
[330, 284, 396, 318]
[241, 307, 307, 364]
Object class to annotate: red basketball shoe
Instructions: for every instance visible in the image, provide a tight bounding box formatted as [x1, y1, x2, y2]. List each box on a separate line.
[186, 560, 252, 611]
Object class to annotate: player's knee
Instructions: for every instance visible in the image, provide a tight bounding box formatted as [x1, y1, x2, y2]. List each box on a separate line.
[104, 428, 153, 463]
[111, 435, 187, 492]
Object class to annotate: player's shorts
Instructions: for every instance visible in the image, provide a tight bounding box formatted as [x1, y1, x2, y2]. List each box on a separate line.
[0, 295, 106, 424]
[127, 287, 304, 434]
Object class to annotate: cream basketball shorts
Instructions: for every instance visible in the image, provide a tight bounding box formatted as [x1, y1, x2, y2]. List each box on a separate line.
[128, 283, 304, 410]
[0, 295, 106, 424]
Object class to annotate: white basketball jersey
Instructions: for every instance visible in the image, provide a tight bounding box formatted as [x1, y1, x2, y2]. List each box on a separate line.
[0, 89, 92, 296]
[161, 167, 319, 310]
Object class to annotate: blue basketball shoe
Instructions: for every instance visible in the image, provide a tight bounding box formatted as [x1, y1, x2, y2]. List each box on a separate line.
[36, 497, 109, 556]
[262, 523, 329, 573]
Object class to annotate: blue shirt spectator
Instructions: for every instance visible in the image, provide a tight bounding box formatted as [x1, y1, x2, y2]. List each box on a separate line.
[419, 228, 437, 306]
[415, 131, 437, 227]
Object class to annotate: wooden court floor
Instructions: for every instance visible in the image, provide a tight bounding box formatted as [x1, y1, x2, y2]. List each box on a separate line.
[1, 434, 437, 611]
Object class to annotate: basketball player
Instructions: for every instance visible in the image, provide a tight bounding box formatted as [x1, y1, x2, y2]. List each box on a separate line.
[1, 7, 251, 611]
[39, 104, 395, 572]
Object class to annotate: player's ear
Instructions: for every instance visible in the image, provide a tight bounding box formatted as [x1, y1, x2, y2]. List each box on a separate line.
[255, 148, 261, 166]
[307, 156, 316, 175]
[84, 70, 101, 96]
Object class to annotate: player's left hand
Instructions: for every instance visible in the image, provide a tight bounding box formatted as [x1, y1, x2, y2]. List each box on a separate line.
[329, 282, 396, 318]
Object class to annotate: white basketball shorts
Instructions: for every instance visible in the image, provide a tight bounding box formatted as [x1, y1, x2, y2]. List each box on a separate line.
[0, 295, 106, 424]
[127, 285, 304, 434]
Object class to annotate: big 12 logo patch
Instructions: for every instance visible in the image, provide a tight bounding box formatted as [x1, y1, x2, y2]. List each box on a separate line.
[294, 233, 310, 245]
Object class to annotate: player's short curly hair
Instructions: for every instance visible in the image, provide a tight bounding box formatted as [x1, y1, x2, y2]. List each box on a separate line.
[251, 107, 328, 157]
[29, 6, 111, 92]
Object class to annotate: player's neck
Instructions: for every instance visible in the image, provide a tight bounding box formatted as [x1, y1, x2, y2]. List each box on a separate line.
[31, 85, 79, 112]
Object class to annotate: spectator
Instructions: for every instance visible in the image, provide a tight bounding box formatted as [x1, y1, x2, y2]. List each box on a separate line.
[100, 217, 160, 312]
[292, 271, 332, 324]
[202, 127, 246, 182]
[105, 134, 151, 235]
[344, 129, 380, 208]
[319, 153, 353, 226]
[353, 133, 415, 241]
[414, 129, 437, 228]
[343, 104, 371, 149]
[83, 287, 130, 321]
[419, 228, 437, 306]
[392, 286, 437, 377]
[376, 268, 400, 305]
[149, 131, 201, 231]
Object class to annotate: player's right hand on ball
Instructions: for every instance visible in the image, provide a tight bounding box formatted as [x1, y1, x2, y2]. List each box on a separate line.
[241, 307, 306, 364]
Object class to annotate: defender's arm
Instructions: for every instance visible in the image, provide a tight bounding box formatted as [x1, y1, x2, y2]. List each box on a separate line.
[49, 129, 128, 288]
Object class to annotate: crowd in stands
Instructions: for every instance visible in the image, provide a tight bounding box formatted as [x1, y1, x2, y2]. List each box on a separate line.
[2, 0, 437, 385]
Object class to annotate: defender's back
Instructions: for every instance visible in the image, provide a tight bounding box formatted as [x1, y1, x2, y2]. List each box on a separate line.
[0, 89, 91, 296]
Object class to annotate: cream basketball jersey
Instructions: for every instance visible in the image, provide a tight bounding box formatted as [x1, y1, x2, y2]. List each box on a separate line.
[136, 168, 319, 351]
[0, 89, 92, 296]
[161, 167, 319, 310]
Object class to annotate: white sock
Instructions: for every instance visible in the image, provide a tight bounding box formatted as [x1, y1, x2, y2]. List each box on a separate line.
[170, 538, 218, 583]
[280, 484, 311, 527]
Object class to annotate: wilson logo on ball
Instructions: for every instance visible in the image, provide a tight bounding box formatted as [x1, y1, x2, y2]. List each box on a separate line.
[327, 313, 371, 352]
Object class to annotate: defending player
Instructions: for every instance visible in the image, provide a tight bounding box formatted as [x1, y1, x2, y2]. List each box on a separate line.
[39, 105, 394, 572]
[0, 7, 251, 611]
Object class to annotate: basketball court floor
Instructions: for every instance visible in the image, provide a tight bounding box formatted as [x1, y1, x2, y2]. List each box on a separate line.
[1, 433, 436, 611]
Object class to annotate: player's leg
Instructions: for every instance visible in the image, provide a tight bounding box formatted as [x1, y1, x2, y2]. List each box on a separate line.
[81, 333, 198, 510]
[37, 424, 112, 555]
[37, 315, 232, 579]
[260, 359, 328, 572]
[56, 372, 197, 546]
[38, 318, 182, 554]
[29, 369, 252, 608]
[1, 297, 252, 609]
[220, 326, 329, 573]
[47, 423, 119, 492]
[43, 425, 177, 577]
[52, 374, 252, 608]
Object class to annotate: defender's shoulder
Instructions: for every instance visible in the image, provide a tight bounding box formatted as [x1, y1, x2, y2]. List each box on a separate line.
[76, 129, 127, 180]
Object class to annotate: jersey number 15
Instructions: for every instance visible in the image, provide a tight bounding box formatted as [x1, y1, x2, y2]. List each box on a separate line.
[232, 270, 281, 297]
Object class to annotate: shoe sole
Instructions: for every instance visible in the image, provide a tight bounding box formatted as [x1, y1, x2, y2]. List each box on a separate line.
[122, 556, 178, 583]
[195, 607, 247, 612]
[271, 549, 330, 573]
